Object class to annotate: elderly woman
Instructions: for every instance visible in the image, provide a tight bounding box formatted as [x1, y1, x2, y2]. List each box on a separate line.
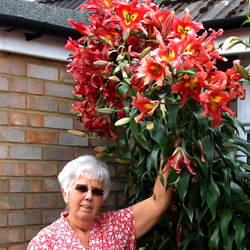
[27, 155, 172, 250]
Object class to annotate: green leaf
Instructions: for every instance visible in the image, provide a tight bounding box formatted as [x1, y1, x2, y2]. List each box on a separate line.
[202, 129, 214, 170]
[151, 144, 161, 169]
[176, 170, 190, 202]
[168, 103, 180, 139]
[187, 185, 198, 223]
[149, 118, 168, 148]
[207, 183, 219, 223]
[192, 109, 209, 138]
[118, 84, 130, 97]
[233, 217, 245, 250]
[222, 168, 232, 207]
[166, 169, 180, 188]
[210, 220, 221, 250]
[193, 148, 208, 178]
[221, 207, 232, 247]
[198, 169, 209, 206]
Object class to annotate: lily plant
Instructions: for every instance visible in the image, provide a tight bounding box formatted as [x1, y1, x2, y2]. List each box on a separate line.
[65, 0, 250, 249]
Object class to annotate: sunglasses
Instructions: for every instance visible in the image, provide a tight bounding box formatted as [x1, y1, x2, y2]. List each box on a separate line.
[74, 184, 104, 197]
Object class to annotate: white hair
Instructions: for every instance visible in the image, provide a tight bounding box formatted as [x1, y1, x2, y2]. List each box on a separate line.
[58, 155, 111, 202]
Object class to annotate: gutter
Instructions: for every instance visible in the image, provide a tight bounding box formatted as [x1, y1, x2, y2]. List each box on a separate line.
[0, 14, 82, 41]
[0, 13, 249, 42]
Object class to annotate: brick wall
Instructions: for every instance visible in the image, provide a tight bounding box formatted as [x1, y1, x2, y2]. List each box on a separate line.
[0, 52, 126, 249]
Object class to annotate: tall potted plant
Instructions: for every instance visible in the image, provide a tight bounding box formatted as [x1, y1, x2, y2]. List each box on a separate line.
[65, 0, 250, 249]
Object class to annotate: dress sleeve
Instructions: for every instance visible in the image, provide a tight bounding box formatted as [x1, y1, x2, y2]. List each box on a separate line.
[27, 236, 49, 250]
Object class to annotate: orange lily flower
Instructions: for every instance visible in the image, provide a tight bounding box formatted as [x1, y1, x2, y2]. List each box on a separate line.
[200, 81, 236, 127]
[162, 146, 195, 175]
[131, 92, 159, 123]
[173, 9, 203, 39]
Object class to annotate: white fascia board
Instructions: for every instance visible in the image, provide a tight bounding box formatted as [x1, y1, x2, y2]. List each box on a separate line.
[0, 30, 71, 62]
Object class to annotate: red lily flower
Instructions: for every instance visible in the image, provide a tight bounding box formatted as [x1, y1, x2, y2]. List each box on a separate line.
[177, 225, 183, 246]
[138, 55, 171, 86]
[112, 0, 151, 34]
[131, 92, 159, 123]
[173, 9, 203, 39]
[200, 81, 236, 127]
[81, 0, 114, 11]
[162, 146, 195, 175]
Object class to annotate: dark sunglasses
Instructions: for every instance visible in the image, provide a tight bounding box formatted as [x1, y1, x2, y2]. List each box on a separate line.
[74, 184, 104, 197]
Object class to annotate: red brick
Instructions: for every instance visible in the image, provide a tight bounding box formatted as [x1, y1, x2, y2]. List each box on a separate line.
[8, 211, 41, 226]
[0, 146, 8, 159]
[59, 132, 88, 146]
[43, 179, 61, 192]
[25, 227, 42, 241]
[59, 100, 74, 114]
[0, 213, 7, 227]
[0, 228, 25, 244]
[60, 69, 75, 84]
[0, 59, 26, 76]
[43, 147, 73, 161]
[0, 111, 8, 125]
[43, 115, 73, 129]
[26, 163, 57, 177]
[0, 93, 25, 109]
[73, 119, 84, 130]
[8, 245, 27, 250]
[0, 76, 9, 91]
[0, 179, 8, 193]
[10, 112, 42, 127]
[26, 194, 57, 209]
[9, 146, 42, 160]
[26, 96, 58, 112]
[0, 196, 24, 210]
[11, 78, 43, 95]
[10, 179, 41, 193]
[89, 138, 106, 147]
[58, 195, 66, 208]
[74, 147, 96, 159]
[110, 181, 126, 192]
[45, 82, 74, 98]
[0, 128, 25, 143]
[27, 130, 58, 144]
[27, 64, 58, 81]
[0, 163, 25, 176]
[102, 194, 115, 207]
[42, 210, 61, 224]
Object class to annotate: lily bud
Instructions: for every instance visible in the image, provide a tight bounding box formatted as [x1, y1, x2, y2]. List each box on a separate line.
[123, 28, 130, 42]
[108, 76, 120, 82]
[99, 36, 112, 46]
[162, 11, 175, 38]
[116, 54, 124, 61]
[236, 64, 250, 80]
[115, 117, 131, 126]
[96, 108, 115, 114]
[94, 146, 106, 152]
[146, 122, 154, 130]
[139, 47, 152, 59]
[70, 109, 80, 115]
[68, 130, 86, 137]
[96, 152, 107, 159]
[223, 36, 242, 50]
[93, 60, 109, 66]
[115, 158, 131, 163]
[73, 92, 82, 99]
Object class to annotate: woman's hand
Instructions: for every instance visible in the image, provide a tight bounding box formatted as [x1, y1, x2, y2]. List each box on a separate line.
[132, 156, 172, 240]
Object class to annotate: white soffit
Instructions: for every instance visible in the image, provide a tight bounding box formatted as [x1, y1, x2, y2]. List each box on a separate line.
[0, 30, 71, 62]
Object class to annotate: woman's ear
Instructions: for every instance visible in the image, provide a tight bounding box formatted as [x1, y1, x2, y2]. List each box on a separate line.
[61, 188, 68, 203]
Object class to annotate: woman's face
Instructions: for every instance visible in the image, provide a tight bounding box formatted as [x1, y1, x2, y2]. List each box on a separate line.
[62, 175, 104, 223]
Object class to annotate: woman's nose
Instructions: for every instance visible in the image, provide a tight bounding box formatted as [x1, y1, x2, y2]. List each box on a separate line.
[84, 189, 93, 200]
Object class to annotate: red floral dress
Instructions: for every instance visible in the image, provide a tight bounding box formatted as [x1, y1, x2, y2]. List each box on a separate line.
[27, 207, 135, 250]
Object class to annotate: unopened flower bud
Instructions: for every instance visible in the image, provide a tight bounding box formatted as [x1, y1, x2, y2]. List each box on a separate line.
[68, 130, 86, 137]
[236, 64, 250, 80]
[96, 108, 115, 114]
[223, 36, 242, 50]
[99, 36, 112, 46]
[96, 152, 107, 159]
[73, 93, 82, 99]
[94, 146, 106, 152]
[115, 117, 131, 126]
[116, 54, 124, 61]
[115, 158, 131, 163]
[123, 28, 130, 42]
[108, 76, 120, 82]
[146, 122, 154, 130]
[139, 47, 152, 59]
[93, 60, 109, 66]
[162, 11, 175, 38]
[70, 109, 80, 115]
